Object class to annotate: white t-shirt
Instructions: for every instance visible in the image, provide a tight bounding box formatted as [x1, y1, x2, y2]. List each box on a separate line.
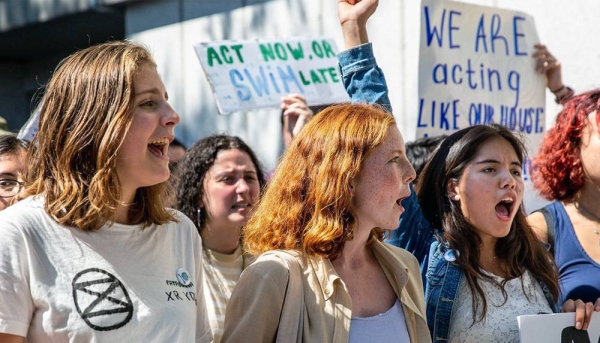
[448, 269, 553, 343]
[0, 196, 212, 342]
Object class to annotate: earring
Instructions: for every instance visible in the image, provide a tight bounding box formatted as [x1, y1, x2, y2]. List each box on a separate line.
[196, 208, 202, 228]
[453, 194, 460, 201]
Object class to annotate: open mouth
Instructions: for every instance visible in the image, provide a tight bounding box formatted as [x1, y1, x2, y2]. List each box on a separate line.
[148, 138, 170, 157]
[232, 203, 251, 210]
[495, 196, 514, 218]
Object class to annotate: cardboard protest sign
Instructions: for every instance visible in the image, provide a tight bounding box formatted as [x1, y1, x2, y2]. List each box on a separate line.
[419, 0, 546, 211]
[194, 37, 349, 114]
[519, 312, 600, 343]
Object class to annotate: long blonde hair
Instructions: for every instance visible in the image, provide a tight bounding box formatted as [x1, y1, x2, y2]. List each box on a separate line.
[244, 103, 395, 259]
[24, 41, 175, 231]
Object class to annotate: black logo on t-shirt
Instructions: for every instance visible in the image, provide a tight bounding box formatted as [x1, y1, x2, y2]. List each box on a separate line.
[72, 268, 134, 331]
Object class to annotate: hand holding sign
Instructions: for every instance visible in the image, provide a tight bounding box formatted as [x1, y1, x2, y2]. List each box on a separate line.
[533, 44, 564, 92]
[281, 94, 314, 141]
[194, 37, 349, 114]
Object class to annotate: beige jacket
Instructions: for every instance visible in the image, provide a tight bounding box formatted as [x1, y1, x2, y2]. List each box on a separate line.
[222, 240, 431, 342]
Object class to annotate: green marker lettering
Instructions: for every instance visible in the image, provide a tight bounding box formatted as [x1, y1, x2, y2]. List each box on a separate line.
[299, 71, 310, 86]
[286, 42, 304, 60]
[322, 40, 336, 58]
[274, 43, 288, 61]
[328, 67, 339, 83]
[310, 69, 322, 84]
[318, 68, 330, 83]
[230, 44, 244, 63]
[259, 43, 276, 62]
[312, 41, 324, 58]
[220, 46, 233, 64]
[207, 47, 223, 67]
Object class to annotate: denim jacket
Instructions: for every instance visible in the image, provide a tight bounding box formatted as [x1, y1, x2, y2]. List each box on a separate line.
[337, 43, 558, 342]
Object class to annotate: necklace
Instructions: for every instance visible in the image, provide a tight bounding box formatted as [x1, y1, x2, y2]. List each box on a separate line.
[574, 202, 600, 246]
[203, 247, 246, 298]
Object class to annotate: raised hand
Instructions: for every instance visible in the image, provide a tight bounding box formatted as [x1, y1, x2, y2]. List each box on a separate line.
[533, 43, 563, 92]
[281, 94, 314, 147]
[338, 0, 379, 49]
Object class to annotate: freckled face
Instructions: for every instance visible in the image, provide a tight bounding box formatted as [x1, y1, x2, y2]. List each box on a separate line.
[449, 137, 524, 243]
[116, 63, 180, 198]
[351, 127, 416, 232]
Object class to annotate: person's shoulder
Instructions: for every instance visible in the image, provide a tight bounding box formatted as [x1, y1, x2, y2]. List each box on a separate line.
[155, 209, 201, 242]
[382, 241, 417, 258]
[527, 208, 549, 243]
[0, 196, 48, 247]
[247, 250, 302, 280]
[162, 209, 196, 231]
[168, 208, 193, 224]
[0, 196, 46, 227]
[379, 241, 420, 268]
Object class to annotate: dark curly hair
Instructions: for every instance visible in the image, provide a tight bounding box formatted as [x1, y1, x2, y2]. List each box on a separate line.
[174, 134, 265, 232]
[532, 89, 600, 200]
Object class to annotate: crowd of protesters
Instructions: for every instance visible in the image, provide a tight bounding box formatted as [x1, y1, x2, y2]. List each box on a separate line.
[0, 0, 599, 342]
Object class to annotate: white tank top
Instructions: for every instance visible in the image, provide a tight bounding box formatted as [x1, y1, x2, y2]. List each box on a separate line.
[349, 299, 411, 343]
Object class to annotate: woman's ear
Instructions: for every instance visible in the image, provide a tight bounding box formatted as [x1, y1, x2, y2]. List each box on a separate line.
[348, 180, 355, 199]
[447, 178, 460, 201]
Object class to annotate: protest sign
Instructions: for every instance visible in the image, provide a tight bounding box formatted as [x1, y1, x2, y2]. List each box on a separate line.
[18, 102, 41, 142]
[419, 0, 546, 211]
[519, 312, 600, 343]
[194, 37, 349, 114]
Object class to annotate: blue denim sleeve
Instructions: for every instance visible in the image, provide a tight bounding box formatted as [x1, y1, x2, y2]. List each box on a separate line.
[338, 43, 434, 278]
[337, 43, 392, 112]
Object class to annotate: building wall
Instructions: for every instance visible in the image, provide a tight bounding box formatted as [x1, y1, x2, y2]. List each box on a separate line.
[0, 61, 26, 129]
[1, 0, 599, 172]
[120, 0, 600, 172]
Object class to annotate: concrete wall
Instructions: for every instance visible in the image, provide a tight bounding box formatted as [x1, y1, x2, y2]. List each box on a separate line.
[121, 0, 600, 173]
[2, 0, 598, 174]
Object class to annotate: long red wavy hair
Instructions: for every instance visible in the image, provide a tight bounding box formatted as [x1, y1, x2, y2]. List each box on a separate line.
[243, 103, 395, 259]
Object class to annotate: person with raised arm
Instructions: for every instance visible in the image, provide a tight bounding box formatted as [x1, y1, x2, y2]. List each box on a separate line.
[336, 1, 599, 341]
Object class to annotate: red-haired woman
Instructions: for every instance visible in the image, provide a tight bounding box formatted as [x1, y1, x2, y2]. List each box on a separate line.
[529, 90, 600, 310]
[221, 103, 431, 342]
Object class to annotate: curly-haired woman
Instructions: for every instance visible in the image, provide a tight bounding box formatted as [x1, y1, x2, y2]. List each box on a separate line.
[174, 134, 265, 343]
[529, 90, 600, 309]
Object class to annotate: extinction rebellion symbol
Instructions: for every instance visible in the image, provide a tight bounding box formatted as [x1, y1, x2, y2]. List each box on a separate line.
[72, 268, 134, 331]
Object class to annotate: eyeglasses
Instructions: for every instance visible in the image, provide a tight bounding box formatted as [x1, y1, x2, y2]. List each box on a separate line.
[0, 179, 24, 198]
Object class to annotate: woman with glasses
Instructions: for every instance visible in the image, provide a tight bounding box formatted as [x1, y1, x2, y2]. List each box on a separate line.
[0, 134, 28, 211]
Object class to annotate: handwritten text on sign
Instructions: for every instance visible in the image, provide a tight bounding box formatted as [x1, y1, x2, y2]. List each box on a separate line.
[418, 0, 547, 212]
[418, 0, 545, 140]
[194, 37, 349, 114]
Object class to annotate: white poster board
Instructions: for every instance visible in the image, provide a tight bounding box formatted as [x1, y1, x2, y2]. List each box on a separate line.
[419, 0, 547, 211]
[194, 37, 349, 114]
[519, 313, 600, 343]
